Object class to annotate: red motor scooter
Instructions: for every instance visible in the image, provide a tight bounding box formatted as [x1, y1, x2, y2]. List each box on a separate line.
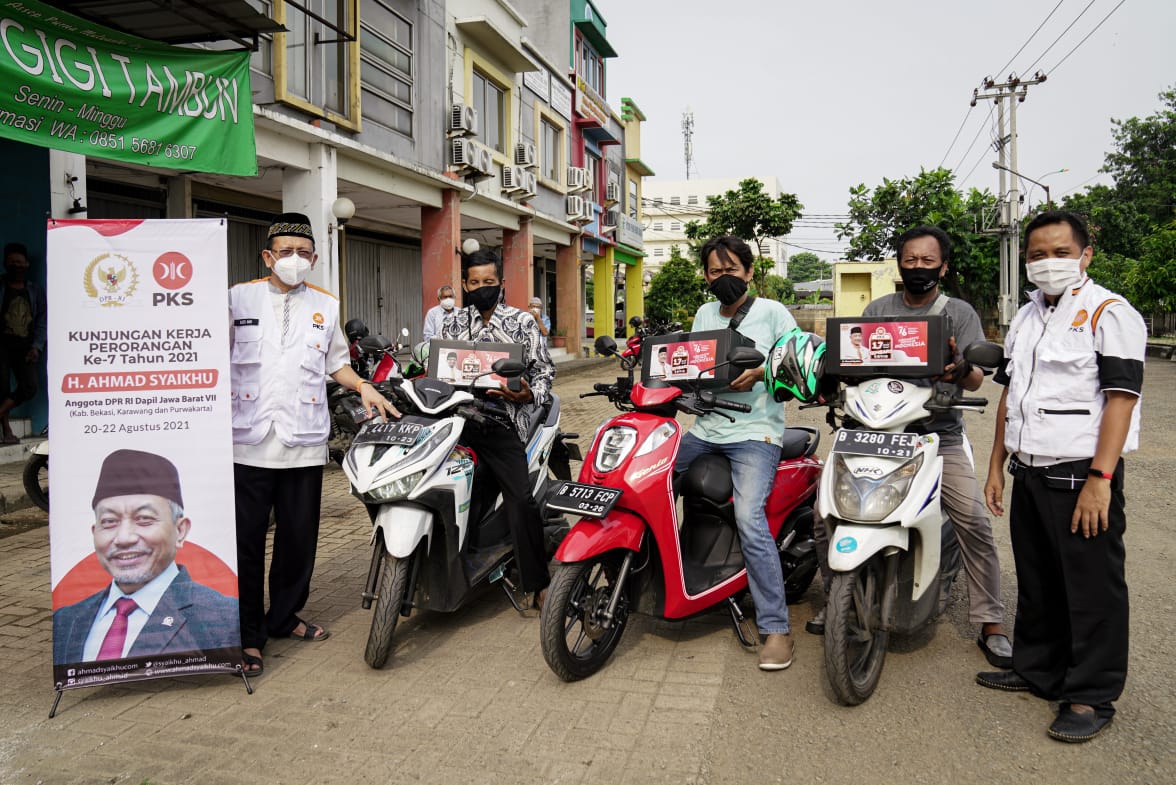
[540, 336, 822, 681]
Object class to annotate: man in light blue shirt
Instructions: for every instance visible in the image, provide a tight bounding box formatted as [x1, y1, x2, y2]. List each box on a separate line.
[676, 236, 798, 671]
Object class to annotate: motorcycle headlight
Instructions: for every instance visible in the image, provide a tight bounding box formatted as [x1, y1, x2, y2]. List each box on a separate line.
[594, 426, 638, 473]
[366, 469, 426, 502]
[831, 452, 924, 522]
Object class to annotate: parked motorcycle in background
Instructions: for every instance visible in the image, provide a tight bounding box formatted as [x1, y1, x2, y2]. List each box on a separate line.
[328, 325, 416, 464]
[814, 341, 1002, 705]
[23, 428, 49, 512]
[539, 336, 821, 681]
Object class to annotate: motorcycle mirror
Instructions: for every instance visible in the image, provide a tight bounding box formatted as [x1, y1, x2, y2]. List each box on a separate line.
[727, 347, 765, 370]
[594, 336, 619, 356]
[359, 334, 393, 353]
[400, 327, 410, 338]
[490, 358, 526, 378]
[962, 341, 1004, 369]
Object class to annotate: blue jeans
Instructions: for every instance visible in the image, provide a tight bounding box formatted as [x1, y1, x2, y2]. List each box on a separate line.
[675, 432, 789, 634]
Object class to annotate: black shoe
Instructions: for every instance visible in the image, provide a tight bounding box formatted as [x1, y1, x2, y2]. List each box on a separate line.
[1048, 706, 1113, 743]
[805, 607, 826, 635]
[975, 670, 1031, 692]
[977, 632, 1014, 669]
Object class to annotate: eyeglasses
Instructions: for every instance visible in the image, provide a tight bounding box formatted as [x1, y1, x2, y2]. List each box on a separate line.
[268, 248, 314, 260]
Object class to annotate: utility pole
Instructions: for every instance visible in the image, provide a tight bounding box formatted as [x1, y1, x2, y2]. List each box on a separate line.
[682, 109, 695, 180]
[972, 72, 1046, 331]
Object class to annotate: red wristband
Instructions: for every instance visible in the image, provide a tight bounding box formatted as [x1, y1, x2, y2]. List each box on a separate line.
[1088, 467, 1113, 481]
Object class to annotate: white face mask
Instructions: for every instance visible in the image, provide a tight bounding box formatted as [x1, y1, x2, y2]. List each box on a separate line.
[440, 297, 455, 310]
[1026, 257, 1084, 296]
[272, 255, 311, 287]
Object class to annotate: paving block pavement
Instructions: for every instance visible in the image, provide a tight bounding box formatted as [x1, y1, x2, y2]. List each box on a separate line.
[0, 358, 747, 785]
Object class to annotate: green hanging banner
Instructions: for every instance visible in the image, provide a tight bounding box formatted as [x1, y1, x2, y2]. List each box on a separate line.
[0, 0, 258, 175]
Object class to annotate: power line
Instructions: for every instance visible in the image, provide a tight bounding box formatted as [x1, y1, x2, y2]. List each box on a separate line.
[1046, 0, 1129, 75]
[1021, 0, 1099, 76]
[993, 0, 1066, 78]
[938, 106, 975, 168]
[952, 104, 996, 174]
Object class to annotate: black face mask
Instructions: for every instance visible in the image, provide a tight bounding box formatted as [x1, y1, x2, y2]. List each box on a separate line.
[464, 284, 501, 312]
[708, 274, 748, 306]
[899, 265, 942, 295]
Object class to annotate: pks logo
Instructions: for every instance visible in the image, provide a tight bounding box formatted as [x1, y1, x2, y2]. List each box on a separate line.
[83, 253, 139, 307]
[152, 251, 194, 307]
[1070, 309, 1088, 333]
[311, 312, 326, 330]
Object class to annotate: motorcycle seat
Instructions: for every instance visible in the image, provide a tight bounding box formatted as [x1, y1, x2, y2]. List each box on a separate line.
[524, 394, 557, 441]
[779, 427, 816, 460]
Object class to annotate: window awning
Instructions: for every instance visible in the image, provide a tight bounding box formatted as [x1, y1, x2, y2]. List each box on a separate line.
[44, 1, 284, 48]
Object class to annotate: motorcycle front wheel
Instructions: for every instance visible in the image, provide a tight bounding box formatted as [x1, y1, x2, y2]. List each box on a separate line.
[541, 553, 630, 681]
[23, 454, 48, 513]
[824, 552, 889, 705]
[364, 540, 416, 669]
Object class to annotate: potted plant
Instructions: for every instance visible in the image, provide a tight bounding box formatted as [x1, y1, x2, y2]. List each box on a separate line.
[550, 328, 568, 348]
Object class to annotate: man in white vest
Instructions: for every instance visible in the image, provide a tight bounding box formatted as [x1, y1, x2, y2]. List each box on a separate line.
[230, 212, 398, 676]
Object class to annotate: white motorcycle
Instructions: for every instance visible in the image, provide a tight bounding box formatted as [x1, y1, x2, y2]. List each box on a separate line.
[816, 342, 1000, 705]
[341, 359, 576, 668]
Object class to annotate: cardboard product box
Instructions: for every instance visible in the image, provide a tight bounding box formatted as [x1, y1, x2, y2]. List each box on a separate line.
[428, 339, 523, 388]
[825, 315, 947, 378]
[640, 330, 757, 390]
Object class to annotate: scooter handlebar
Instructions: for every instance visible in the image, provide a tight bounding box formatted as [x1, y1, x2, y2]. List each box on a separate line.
[711, 398, 752, 414]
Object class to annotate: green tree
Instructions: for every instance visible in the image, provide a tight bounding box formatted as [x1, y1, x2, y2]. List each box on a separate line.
[1102, 87, 1176, 227]
[682, 178, 804, 293]
[756, 274, 794, 304]
[1061, 185, 1153, 259]
[1127, 223, 1176, 315]
[836, 167, 1000, 314]
[645, 246, 706, 325]
[785, 251, 832, 282]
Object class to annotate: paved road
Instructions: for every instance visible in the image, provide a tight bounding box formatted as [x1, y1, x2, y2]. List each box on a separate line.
[0, 358, 1172, 784]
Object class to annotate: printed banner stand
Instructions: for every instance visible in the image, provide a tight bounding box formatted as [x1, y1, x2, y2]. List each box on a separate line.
[45, 218, 250, 717]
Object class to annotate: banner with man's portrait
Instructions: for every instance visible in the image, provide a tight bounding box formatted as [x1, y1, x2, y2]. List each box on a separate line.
[46, 219, 240, 690]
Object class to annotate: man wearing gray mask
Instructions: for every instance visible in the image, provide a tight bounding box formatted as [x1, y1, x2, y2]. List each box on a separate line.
[423, 285, 457, 342]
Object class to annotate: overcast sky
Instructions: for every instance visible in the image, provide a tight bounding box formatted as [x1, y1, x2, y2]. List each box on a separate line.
[603, 0, 1176, 259]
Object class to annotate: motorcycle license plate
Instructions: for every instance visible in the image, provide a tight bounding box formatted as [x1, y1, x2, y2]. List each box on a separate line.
[831, 429, 919, 459]
[547, 481, 622, 519]
[353, 418, 425, 447]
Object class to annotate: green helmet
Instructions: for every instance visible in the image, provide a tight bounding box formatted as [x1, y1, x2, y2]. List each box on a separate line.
[766, 328, 826, 403]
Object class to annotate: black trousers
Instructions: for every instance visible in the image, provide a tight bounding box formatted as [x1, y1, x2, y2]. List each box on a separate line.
[234, 462, 324, 650]
[460, 417, 550, 594]
[1008, 457, 1129, 713]
[0, 336, 36, 405]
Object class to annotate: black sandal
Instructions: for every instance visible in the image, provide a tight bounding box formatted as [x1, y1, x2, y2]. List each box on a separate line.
[242, 652, 264, 675]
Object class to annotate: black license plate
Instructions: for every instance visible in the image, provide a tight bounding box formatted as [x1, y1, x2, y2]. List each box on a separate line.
[546, 481, 622, 519]
[831, 429, 919, 459]
[354, 419, 425, 447]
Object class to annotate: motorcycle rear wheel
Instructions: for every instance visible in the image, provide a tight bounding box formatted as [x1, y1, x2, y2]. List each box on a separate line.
[541, 554, 630, 681]
[824, 553, 889, 705]
[23, 453, 49, 513]
[364, 541, 414, 669]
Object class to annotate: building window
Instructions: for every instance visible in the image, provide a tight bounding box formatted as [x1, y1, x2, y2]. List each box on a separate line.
[541, 119, 561, 182]
[360, 0, 413, 137]
[671, 221, 681, 231]
[670, 196, 681, 205]
[280, 0, 357, 120]
[653, 197, 663, 206]
[585, 151, 601, 204]
[653, 222, 663, 231]
[687, 195, 698, 205]
[628, 178, 638, 218]
[472, 69, 505, 153]
[577, 36, 604, 96]
[653, 247, 664, 257]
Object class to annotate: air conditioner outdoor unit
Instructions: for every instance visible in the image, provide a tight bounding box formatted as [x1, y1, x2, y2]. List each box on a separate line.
[448, 103, 478, 136]
[605, 180, 620, 205]
[502, 164, 525, 193]
[601, 208, 618, 232]
[517, 171, 538, 200]
[450, 138, 476, 171]
[514, 142, 536, 168]
[566, 195, 586, 222]
[567, 166, 590, 192]
[460, 142, 492, 177]
[579, 199, 597, 225]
